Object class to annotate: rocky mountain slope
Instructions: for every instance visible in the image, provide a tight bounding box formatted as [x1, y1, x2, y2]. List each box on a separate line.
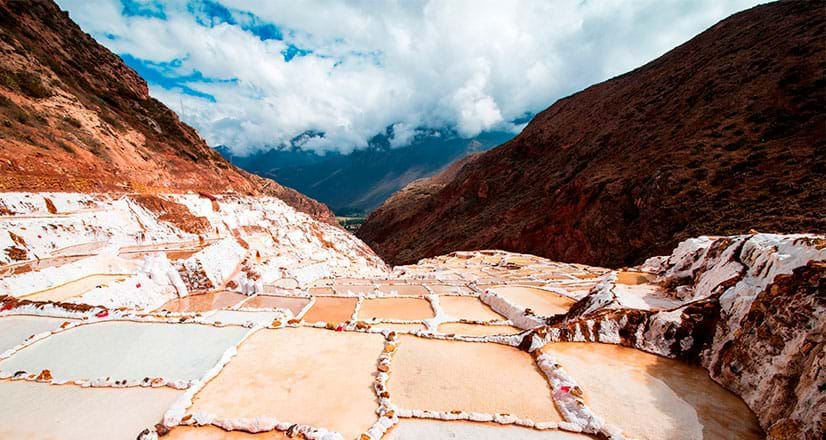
[220, 130, 513, 214]
[359, 0, 826, 266]
[0, 0, 335, 224]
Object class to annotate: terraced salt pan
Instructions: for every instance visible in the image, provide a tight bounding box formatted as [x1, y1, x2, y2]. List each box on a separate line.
[425, 284, 472, 295]
[389, 335, 562, 422]
[358, 297, 435, 320]
[187, 327, 384, 439]
[270, 278, 299, 289]
[19, 274, 130, 302]
[386, 419, 593, 439]
[302, 297, 357, 323]
[243, 295, 310, 315]
[371, 322, 427, 332]
[374, 283, 429, 295]
[307, 287, 334, 295]
[156, 291, 248, 313]
[0, 321, 247, 383]
[0, 315, 71, 354]
[540, 342, 763, 439]
[437, 323, 522, 337]
[489, 286, 574, 316]
[166, 425, 291, 439]
[438, 295, 505, 321]
[333, 284, 374, 295]
[205, 310, 285, 325]
[0, 380, 182, 439]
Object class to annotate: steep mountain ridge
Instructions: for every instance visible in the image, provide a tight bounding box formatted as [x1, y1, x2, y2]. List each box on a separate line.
[220, 131, 514, 213]
[0, 0, 335, 224]
[359, 0, 826, 266]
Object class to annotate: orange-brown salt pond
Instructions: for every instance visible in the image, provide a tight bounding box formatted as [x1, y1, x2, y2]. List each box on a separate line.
[357, 297, 434, 320]
[156, 290, 248, 313]
[186, 327, 383, 439]
[437, 322, 522, 336]
[540, 342, 763, 440]
[438, 295, 504, 321]
[301, 297, 357, 322]
[389, 335, 562, 422]
[488, 285, 574, 316]
[243, 295, 310, 315]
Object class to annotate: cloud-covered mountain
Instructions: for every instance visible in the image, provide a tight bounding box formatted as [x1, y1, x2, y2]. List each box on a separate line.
[218, 130, 514, 213]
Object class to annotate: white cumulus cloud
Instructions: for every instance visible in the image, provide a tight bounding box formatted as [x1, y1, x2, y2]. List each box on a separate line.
[55, 0, 762, 155]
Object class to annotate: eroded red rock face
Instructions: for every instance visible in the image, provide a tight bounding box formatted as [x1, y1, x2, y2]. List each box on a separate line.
[359, 1, 826, 266]
[0, 0, 335, 225]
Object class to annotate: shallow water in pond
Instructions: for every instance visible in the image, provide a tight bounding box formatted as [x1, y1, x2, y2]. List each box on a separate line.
[386, 419, 593, 440]
[389, 335, 562, 423]
[243, 295, 309, 315]
[439, 295, 504, 321]
[187, 327, 383, 439]
[358, 297, 434, 320]
[0, 321, 247, 382]
[156, 290, 247, 313]
[0, 315, 71, 354]
[302, 297, 357, 323]
[489, 285, 574, 316]
[22, 274, 129, 302]
[0, 380, 182, 439]
[437, 322, 522, 337]
[540, 342, 763, 440]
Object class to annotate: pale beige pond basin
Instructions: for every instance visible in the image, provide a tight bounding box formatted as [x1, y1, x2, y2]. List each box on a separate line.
[333, 284, 375, 295]
[439, 295, 504, 321]
[370, 322, 427, 332]
[243, 295, 309, 315]
[302, 297, 357, 323]
[22, 274, 129, 302]
[616, 271, 656, 285]
[374, 283, 429, 295]
[540, 342, 763, 439]
[386, 419, 593, 440]
[389, 336, 561, 422]
[166, 425, 290, 439]
[206, 310, 284, 325]
[489, 285, 574, 316]
[0, 380, 182, 439]
[358, 297, 434, 320]
[0, 321, 247, 382]
[0, 315, 71, 354]
[437, 322, 522, 337]
[187, 327, 383, 439]
[307, 287, 334, 295]
[156, 290, 248, 313]
[426, 284, 472, 295]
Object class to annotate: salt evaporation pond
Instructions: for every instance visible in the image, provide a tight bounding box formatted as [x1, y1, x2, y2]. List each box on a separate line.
[438, 295, 504, 321]
[389, 335, 562, 423]
[0, 380, 182, 439]
[0, 315, 70, 354]
[488, 285, 574, 316]
[187, 327, 384, 439]
[540, 342, 764, 439]
[0, 321, 247, 383]
[358, 297, 434, 320]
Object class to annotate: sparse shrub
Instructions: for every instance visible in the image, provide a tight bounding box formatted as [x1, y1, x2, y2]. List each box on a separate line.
[0, 69, 51, 99]
[62, 115, 82, 128]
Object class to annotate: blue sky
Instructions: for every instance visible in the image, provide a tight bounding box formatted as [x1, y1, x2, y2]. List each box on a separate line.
[56, 0, 761, 155]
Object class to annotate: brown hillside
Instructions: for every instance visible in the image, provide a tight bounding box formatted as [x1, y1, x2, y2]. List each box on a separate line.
[359, 0, 826, 266]
[0, 0, 335, 224]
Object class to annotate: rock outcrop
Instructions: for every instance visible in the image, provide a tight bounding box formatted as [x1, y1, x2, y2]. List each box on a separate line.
[516, 234, 825, 438]
[0, 0, 335, 224]
[358, 0, 826, 266]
